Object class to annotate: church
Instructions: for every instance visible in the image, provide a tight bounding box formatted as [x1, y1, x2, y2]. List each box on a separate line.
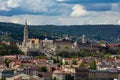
[18, 20, 54, 56]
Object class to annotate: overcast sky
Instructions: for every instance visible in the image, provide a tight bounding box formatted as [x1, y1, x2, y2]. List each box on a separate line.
[0, 0, 120, 25]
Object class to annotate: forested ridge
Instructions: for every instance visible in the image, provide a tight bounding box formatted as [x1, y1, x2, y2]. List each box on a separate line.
[0, 22, 120, 43]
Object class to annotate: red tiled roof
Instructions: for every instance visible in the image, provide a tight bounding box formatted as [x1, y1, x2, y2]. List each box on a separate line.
[107, 44, 119, 47]
[38, 72, 50, 77]
[63, 58, 72, 60]
[53, 70, 62, 74]
[3, 55, 16, 59]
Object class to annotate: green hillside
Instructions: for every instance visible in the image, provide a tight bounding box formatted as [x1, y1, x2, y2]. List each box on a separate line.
[0, 22, 120, 43]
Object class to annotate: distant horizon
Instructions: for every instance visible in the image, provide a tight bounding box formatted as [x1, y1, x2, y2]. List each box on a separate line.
[0, 21, 120, 26]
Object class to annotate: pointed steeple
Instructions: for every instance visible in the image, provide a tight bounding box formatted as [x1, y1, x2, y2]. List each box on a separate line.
[25, 19, 27, 28]
[23, 19, 28, 43]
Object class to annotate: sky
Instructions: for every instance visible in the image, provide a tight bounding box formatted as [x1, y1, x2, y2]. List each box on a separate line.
[0, 0, 120, 25]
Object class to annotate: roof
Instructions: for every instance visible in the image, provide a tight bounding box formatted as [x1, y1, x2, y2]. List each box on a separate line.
[38, 72, 50, 77]
[89, 69, 118, 73]
[8, 74, 30, 79]
[63, 58, 72, 60]
[3, 55, 16, 59]
[54, 39, 73, 44]
[53, 70, 74, 74]
[53, 70, 63, 74]
[78, 43, 91, 48]
[107, 44, 119, 47]
[65, 65, 79, 68]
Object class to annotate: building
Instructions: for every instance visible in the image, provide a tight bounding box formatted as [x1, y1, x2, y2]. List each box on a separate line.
[0, 69, 14, 79]
[18, 20, 94, 55]
[82, 35, 86, 44]
[89, 70, 119, 80]
[18, 20, 43, 55]
[18, 20, 55, 55]
[75, 68, 89, 80]
[62, 58, 73, 65]
[53, 70, 75, 80]
[54, 39, 74, 53]
[6, 74, 40, 80]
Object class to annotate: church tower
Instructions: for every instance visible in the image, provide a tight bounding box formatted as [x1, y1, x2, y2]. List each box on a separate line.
[23, 20, 28, 43]
[82, 35, 86, 44]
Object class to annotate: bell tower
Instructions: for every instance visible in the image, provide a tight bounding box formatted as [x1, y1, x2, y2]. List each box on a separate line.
[82, 35, 86, 44]
[23, 19, 28, 43]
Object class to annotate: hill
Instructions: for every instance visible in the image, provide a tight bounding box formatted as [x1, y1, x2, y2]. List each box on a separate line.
[0, 22, 120, 43]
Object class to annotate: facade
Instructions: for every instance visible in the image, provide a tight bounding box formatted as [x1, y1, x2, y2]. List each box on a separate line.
[53, 70, 75, 80]
[60, 65, 120, 80]
[53, 70, 66, 80]
[75, 68, 89, 80]
[89, 70, 119, 80]
[6, 74, 40, 80]
[54, 39, 74, 53]
[62, 58, 73, 65]
[0, 69, 14, 79]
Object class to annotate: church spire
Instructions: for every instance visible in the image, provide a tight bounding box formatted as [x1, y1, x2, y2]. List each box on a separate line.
[23, 19, 28, 43]
[25, 19, 27, 28]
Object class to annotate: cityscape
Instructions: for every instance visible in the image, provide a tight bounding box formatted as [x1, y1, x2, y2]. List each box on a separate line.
[0, 0, 120, 80]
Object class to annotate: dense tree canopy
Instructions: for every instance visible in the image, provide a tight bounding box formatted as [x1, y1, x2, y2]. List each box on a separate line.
[0, 22, 120, 43]
[0, 44, 23, 56]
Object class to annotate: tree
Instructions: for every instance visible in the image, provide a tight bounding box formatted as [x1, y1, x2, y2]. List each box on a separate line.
[64, 46, 69, 49]
[52, 77, 57, 80]
[104, 53, 110, 58]
[4, 59, 12, 68]
[65, 74, 74, 80]
[0, 44, 23, 56]
[39, 66, 47, 72]
[89, 60, 96, 69]
[80, 63, 88, 67]
[72, 59, 77, 65]
[0, 77, 6, 80]
[35, 56, 43, 59]
[65, 61, 68, 65]
[20, 64, 25, 68]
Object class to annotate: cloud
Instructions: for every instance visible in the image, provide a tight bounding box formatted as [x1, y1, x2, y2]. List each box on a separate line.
[56, 0, 120, 3]
[0, 0, 120, 25]
[0, 0, 53, 12]
[111, 3, 120, 12]
[0, 11, 119, 25]
[0, 0, 120, 17]
[70, 5, 87, 16]
[117, 19, 120, 25]
[0, 15, 60, 25]
[55, 0, 66, 2]
[0, 0, 22, 11]
[85, 4, 111, 11]
[0, 0, 72, 16]
[0, 1, 10, 11]
[7, 0, 22, 8]
[20, 0, 51, 13]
